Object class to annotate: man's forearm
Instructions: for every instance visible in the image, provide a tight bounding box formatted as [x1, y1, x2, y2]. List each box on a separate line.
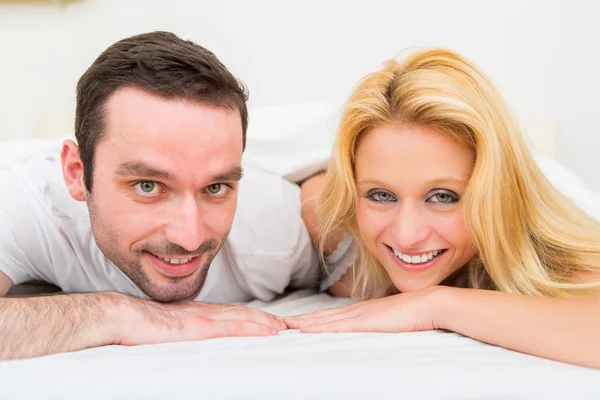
[0, 292, 124, 360]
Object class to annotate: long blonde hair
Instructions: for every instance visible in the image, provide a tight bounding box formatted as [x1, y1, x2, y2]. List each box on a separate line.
[318, 48, 600, 299]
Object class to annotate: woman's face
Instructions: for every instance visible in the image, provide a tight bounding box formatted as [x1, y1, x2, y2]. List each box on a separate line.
[354, 124, 477, 292]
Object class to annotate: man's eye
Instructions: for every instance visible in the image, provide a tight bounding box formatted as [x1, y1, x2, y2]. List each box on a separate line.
[133, 181, 160, 196]
[206, 183, 229, 197]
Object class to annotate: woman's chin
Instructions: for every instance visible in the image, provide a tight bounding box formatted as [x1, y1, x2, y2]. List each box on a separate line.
[389, 274, 442, 293]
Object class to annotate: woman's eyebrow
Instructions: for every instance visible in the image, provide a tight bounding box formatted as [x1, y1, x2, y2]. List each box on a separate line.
[357, 177, 467, 187]
[426, 177, 468, 187]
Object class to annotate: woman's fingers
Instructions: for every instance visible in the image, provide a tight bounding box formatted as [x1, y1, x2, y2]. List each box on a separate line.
[299, 317, 364, 333]
[286, 304, 357, 320]
[284, 304, 360, 328]
[285, 309, 354, 329]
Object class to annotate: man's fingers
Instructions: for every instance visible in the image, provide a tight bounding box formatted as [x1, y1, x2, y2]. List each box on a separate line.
[232, 308, 287, 330]
[200, 306, 286, 330]
[208, 320, 278, 339]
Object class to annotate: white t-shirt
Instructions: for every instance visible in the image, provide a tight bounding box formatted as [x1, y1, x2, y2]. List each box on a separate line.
[0, 153, 320, 303]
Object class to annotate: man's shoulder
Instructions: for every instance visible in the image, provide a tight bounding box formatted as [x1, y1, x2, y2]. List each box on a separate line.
[239, 165, 299, 190]
[230, 166, 303, 256]
[0, 153, 95, 287]
[237, 166, 301, 215]
[0, 149, 60, 185]
[0, 153, 84, 219]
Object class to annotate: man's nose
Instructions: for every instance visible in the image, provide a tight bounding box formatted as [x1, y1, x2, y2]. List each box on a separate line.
[163, 194, 206, 252]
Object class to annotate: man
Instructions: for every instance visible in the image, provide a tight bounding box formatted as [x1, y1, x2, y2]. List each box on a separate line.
[0, 31, 319, 360]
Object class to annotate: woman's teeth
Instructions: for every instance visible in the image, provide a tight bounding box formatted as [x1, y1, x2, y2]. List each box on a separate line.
[392, 249, 442, 264]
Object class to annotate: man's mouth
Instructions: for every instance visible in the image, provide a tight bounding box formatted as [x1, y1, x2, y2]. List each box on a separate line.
[157, 256, 195, 265]
[145, 252, 201, 277]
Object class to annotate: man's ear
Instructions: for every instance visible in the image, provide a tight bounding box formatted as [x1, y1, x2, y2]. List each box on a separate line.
[60, 139, 87, 201]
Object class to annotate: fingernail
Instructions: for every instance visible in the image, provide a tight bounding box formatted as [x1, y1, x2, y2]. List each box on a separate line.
[276, 316, 285, 321]
[271, 329, 279, 335]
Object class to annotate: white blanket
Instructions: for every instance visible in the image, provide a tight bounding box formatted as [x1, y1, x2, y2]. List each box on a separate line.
[2, 290, 600, 399]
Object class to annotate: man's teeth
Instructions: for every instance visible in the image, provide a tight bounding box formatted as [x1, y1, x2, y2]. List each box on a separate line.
[392, 249, 442, 264]
[160, 257, 193, 265]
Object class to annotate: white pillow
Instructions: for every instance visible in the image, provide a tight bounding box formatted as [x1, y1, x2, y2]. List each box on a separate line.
[243, 102, 339, 182]
[534, 154, 600, 220]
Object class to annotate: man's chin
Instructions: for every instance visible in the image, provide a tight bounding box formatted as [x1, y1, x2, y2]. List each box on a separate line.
[133, 266, 207, 302]
[139, 279, 205, 302]
[135, 257, 210, 301]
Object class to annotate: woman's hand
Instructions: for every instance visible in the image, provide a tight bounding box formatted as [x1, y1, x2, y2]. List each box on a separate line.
[284, 287, 443, 333]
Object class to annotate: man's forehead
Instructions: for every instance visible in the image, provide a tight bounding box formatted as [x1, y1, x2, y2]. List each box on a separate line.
[96, 87, 244, 173]
[101, 87, 243, 147]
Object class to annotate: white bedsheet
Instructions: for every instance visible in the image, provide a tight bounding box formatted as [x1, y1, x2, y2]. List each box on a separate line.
[2, 289, 600, 399]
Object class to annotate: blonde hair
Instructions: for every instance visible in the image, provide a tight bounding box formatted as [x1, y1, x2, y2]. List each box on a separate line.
[318, 48, 600, 299]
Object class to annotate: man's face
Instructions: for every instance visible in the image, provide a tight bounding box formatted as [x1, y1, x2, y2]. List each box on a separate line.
[84, 87, 243, 302]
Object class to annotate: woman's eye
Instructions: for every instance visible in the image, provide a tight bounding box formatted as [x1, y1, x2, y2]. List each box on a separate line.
[206, 183, 229, 197]
[367, 190, 396, 203]
[428, 191, 458, 204]
[134, 181, 161, 196]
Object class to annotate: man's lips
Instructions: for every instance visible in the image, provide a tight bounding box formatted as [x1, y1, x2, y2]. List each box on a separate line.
[145, 252, 201, 277]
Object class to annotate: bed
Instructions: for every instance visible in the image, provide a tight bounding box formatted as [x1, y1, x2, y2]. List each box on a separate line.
[2, 104, 600, 398]
[2, 289, 600, 399]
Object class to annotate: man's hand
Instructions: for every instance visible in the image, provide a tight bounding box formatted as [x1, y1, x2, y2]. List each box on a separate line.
[0, 291, 286, 360]
[115, 296, 287, 346]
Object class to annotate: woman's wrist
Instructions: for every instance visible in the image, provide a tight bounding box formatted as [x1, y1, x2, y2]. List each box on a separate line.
[425, 285, 462, 331]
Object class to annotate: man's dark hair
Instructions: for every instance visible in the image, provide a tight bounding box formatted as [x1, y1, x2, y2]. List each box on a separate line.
[75, 31, 249, 192]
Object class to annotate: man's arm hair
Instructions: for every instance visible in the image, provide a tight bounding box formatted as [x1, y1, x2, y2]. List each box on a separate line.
[0, 291, 123, 360]
[0, 271, 288, 360]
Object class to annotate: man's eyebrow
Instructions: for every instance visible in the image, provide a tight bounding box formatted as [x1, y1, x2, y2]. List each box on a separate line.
[211, 166, 244, 182]
[115, 162, 172, 180]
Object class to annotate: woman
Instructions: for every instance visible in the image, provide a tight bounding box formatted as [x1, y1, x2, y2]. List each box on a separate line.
[285, 48, 600, 368]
